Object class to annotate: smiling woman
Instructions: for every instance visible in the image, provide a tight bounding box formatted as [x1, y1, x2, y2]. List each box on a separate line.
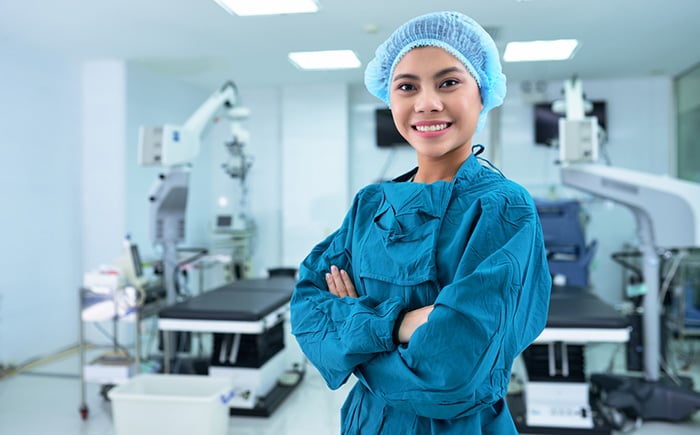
[290, 10, 551, 435]
[387, 46, 483, 177]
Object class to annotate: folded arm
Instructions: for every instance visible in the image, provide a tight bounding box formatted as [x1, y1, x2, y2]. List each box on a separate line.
[291, 194, 551, 420]
[353, 214, 551, 419]
[290, 229, 406, 389]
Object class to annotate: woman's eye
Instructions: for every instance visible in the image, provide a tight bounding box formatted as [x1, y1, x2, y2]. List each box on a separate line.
[397, 83, 415, 91]
[440, 79, 459, 88]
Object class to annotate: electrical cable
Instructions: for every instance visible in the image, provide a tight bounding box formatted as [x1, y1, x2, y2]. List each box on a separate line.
[0, 344, 88, 380]
[611, 250, 644, 283]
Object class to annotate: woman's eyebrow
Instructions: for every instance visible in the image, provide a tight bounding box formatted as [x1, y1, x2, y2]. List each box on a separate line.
[392, 73, 419, 82]
[392, 66, 467, 83]
[432, 66, 467, 79]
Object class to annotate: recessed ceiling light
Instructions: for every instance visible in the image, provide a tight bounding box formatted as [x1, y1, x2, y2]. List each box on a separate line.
[213, 0, 319, 16]
[288, 50, 361, 70]
[503, 39, 579, 62]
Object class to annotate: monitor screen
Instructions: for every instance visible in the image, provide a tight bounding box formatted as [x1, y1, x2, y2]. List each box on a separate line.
[216, 215, 233, 228]
[534, 100, 607, 147]
[375, 108, 410, 148]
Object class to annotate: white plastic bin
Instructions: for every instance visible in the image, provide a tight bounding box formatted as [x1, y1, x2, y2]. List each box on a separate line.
[108, 374, 232, 435]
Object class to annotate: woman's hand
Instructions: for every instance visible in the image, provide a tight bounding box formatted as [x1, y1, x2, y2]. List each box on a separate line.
[325, 265, 431, 344]
[397, 305, 434, 343]
[326, 265, 357, 298]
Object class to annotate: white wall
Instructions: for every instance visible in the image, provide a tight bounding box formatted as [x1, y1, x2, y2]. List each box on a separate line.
[0, 40, 82, 365]
[281, 84, 350, 268]
[234, 88, 283, 276]
[82, 61, 128, 272]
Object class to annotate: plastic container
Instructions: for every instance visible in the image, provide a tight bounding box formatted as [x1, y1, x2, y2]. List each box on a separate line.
[108, 374, 232, 435]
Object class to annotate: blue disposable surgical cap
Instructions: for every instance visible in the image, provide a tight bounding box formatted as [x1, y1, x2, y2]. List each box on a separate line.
[364, 11, 507, 134]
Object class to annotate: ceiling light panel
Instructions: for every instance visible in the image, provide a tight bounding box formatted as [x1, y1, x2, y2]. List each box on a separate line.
[503, 39, 579, 62]
[288, 50, 361, 70]
[214, 0, 319, 16]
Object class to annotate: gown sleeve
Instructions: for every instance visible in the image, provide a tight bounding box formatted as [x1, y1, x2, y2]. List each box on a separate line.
[290, 193, 406, 389]
[353, 199, 551, 420]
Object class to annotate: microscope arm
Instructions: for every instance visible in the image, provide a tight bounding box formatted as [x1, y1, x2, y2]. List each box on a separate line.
[561, 163, 700, 382]
[138, 81, 244, 167]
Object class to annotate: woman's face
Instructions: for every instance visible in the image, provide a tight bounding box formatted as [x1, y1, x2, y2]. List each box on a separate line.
[389, 46, 483, 162]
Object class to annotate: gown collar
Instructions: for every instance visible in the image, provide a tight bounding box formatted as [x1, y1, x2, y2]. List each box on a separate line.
[391, 152, 483, 186]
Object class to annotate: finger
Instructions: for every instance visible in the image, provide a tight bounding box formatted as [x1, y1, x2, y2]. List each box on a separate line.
[330, 265, 347, 297]
[340, 269, 357, 298]
[326, 272, 339, 296]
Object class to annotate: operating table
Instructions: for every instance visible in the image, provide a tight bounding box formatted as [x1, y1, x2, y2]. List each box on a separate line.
[158, 276, 301, 416]
[509, 285, 631, 434]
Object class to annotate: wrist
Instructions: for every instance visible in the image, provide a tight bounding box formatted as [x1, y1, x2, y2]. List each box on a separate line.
[392, 309, 408, 345]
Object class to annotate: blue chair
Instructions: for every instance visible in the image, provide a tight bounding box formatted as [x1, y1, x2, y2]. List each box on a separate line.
[534, 198, 598, 288]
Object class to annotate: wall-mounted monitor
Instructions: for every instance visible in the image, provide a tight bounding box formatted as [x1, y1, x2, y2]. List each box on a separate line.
[534, 100, 607, 147]
[375, 108, 410, 148]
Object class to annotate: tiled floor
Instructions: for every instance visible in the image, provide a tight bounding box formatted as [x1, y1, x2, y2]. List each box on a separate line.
[1, 341, 700, 434]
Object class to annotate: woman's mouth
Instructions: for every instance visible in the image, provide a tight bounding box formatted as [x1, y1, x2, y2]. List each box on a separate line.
[413, 122, 452, 134]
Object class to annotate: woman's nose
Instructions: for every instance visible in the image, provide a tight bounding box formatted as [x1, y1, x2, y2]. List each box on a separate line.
[414, 89, 443, 112]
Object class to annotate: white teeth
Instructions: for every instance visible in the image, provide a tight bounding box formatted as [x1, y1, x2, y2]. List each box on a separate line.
[415, 123, 448, 132]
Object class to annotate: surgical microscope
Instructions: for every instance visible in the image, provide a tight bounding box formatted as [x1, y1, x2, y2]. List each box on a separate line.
[138, 81, 253, 357]
[138, 81, 252, 305]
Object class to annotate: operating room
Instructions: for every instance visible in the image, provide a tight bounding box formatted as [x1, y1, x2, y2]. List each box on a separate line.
[2, 0, 700, 434]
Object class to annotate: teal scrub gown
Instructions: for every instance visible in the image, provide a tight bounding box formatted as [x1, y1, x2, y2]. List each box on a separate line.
[290, 153, 551, 434]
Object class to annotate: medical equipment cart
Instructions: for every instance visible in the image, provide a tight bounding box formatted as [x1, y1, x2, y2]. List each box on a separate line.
[78, 286, 166, 420]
